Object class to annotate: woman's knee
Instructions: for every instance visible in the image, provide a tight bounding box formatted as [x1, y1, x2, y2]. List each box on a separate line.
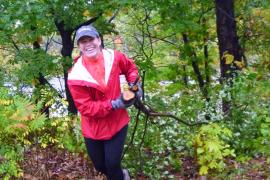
[93, 162, 107, 174]
[105, 159, 121, 172]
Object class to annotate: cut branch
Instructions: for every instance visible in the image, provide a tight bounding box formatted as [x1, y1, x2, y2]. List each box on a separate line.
[134, 100, 208, 126]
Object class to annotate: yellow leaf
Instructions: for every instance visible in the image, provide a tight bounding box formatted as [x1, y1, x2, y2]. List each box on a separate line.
[23, 131, 29, 136]
[223, 52, 234, 65]
[51, 122, 57, 126]
[0, 99, 13, 105]
[83, 10, 90, 17]
[195, 136, 203, 146]
[18, 172, 24, 177]
[234, 60, 245, 68]
[8, 123, 27, 129]
[41, 143, 47, 148]
[31, 79, 39, 86]
[105, 10, 113, 17]
[122, 7, 129, 13]
[23, 139, 31, 145]
[61, 98, 68, 106]
[10, 110, 20, 120]
[63, 122, 68, 127]
[36, 36, 43, 44]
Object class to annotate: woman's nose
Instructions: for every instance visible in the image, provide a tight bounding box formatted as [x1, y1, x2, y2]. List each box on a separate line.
[86, 40, 94, 45]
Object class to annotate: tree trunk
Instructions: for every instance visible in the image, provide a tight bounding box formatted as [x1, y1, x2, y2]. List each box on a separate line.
[215, 0, 243, 113]
[33, 41, 50, 117]
[182, 65, 188, 85]
[182, 34, 209, 101]
[202, 17, 210, 86]
[55, 21, 77, 115]
[204, 38, 210, 85]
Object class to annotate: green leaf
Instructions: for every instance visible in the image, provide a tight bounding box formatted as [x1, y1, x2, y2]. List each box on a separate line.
[260, 128, 270, 136]
[265, 117, 270, 123]
[206, 141, 220, 152]
[197, 147, 204, 154]
[199, 166, 208, 175]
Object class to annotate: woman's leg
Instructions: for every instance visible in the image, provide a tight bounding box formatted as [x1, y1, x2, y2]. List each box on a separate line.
[84, 138, 107, 175]
[104, 125, 128, 180]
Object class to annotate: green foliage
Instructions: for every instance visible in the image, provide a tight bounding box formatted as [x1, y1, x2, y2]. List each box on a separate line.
[12, 48, 60, 85]
[0, 146, 23, 180]
[0, 87, 46, 179]
[123, 102, 191, 179]
[38, 116, 85, 153]
[225, 68, 270, 157]
[0, 0, 269, 178]
[122, 62, 268, 178]
[0, 0, 54, 45]
[0, 86, 86, 178]
[192, 123, 235, 175]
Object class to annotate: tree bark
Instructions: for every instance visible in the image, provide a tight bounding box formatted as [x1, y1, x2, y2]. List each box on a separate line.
[33, 41, 50, 117]
[215, 0, 243, 113]
[55, 21, 77, 115]
[182, 65, 188, 85]
[215, 0, 242, 80]
[204, 38, 210, 85]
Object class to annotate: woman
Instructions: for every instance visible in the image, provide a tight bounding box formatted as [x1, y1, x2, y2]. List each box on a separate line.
[68, 25, 141, 180]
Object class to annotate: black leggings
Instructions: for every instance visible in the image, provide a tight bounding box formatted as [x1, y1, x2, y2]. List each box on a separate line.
[84, 125, 128, 180]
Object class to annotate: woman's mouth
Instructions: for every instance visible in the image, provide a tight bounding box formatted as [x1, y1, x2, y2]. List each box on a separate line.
[85, 47, 95, 53]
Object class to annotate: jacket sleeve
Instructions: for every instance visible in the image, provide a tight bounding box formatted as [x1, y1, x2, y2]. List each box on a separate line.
[117, 51, 139, 83]
[68, 85, 112, 118]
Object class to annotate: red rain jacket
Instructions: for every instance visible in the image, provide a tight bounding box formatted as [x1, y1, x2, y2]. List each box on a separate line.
[68, 49, 138, 140]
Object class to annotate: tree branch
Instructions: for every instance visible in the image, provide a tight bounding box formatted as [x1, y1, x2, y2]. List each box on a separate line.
[134, 100, 209, 126]
[45, 33, 55, 53]
[74, 13, 102, 31]
[182, 33, 209, 100]
[122, 109, 141, 159]
[11, 39, 20, 52]
[108, 9, 119, 23]
[71, 14, 102, 45]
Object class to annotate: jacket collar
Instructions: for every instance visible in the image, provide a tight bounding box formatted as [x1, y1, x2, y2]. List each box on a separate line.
[68, 49, 115, 90]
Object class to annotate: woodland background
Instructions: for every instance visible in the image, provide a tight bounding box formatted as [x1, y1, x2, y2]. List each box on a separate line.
[0, 0, 270, 179]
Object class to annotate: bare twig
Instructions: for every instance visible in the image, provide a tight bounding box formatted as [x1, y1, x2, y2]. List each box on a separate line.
[71, 14, 102, 45]
[122, 109, 141, 159]
[148, 112, 208, 126]
[45, 33, 55, 53]
[74, 14, 102, 32]
[51, 39, 62, 45]
[11, 39, 20, 52]
[139, 114, 149, 172]
[108, 9, 119, 23]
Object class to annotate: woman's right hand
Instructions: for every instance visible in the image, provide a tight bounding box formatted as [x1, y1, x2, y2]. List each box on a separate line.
[111, 93, 135, 110]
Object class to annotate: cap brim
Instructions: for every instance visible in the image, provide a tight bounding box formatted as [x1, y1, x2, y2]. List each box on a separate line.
[76, 32, 98, 42]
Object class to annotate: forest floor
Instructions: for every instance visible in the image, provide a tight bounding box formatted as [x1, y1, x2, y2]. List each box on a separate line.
[21, 147, 270, 180]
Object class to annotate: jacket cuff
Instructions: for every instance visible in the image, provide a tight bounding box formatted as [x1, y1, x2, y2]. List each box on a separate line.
[107, 99, 113, 110]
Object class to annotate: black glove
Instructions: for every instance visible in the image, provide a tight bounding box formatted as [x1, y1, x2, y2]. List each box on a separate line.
[129, 82, 143, 101]
[111, 94, 135, 110]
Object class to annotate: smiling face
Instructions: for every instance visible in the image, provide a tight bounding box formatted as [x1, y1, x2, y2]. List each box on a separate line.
[78, 36, 101, 59]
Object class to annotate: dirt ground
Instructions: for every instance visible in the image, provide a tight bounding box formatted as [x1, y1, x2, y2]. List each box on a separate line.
[21, 147, 270, 180]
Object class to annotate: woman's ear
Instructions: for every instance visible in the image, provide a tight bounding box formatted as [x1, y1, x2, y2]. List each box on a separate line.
[97, 37, 102, 46]
[78, 42, 83, 52]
